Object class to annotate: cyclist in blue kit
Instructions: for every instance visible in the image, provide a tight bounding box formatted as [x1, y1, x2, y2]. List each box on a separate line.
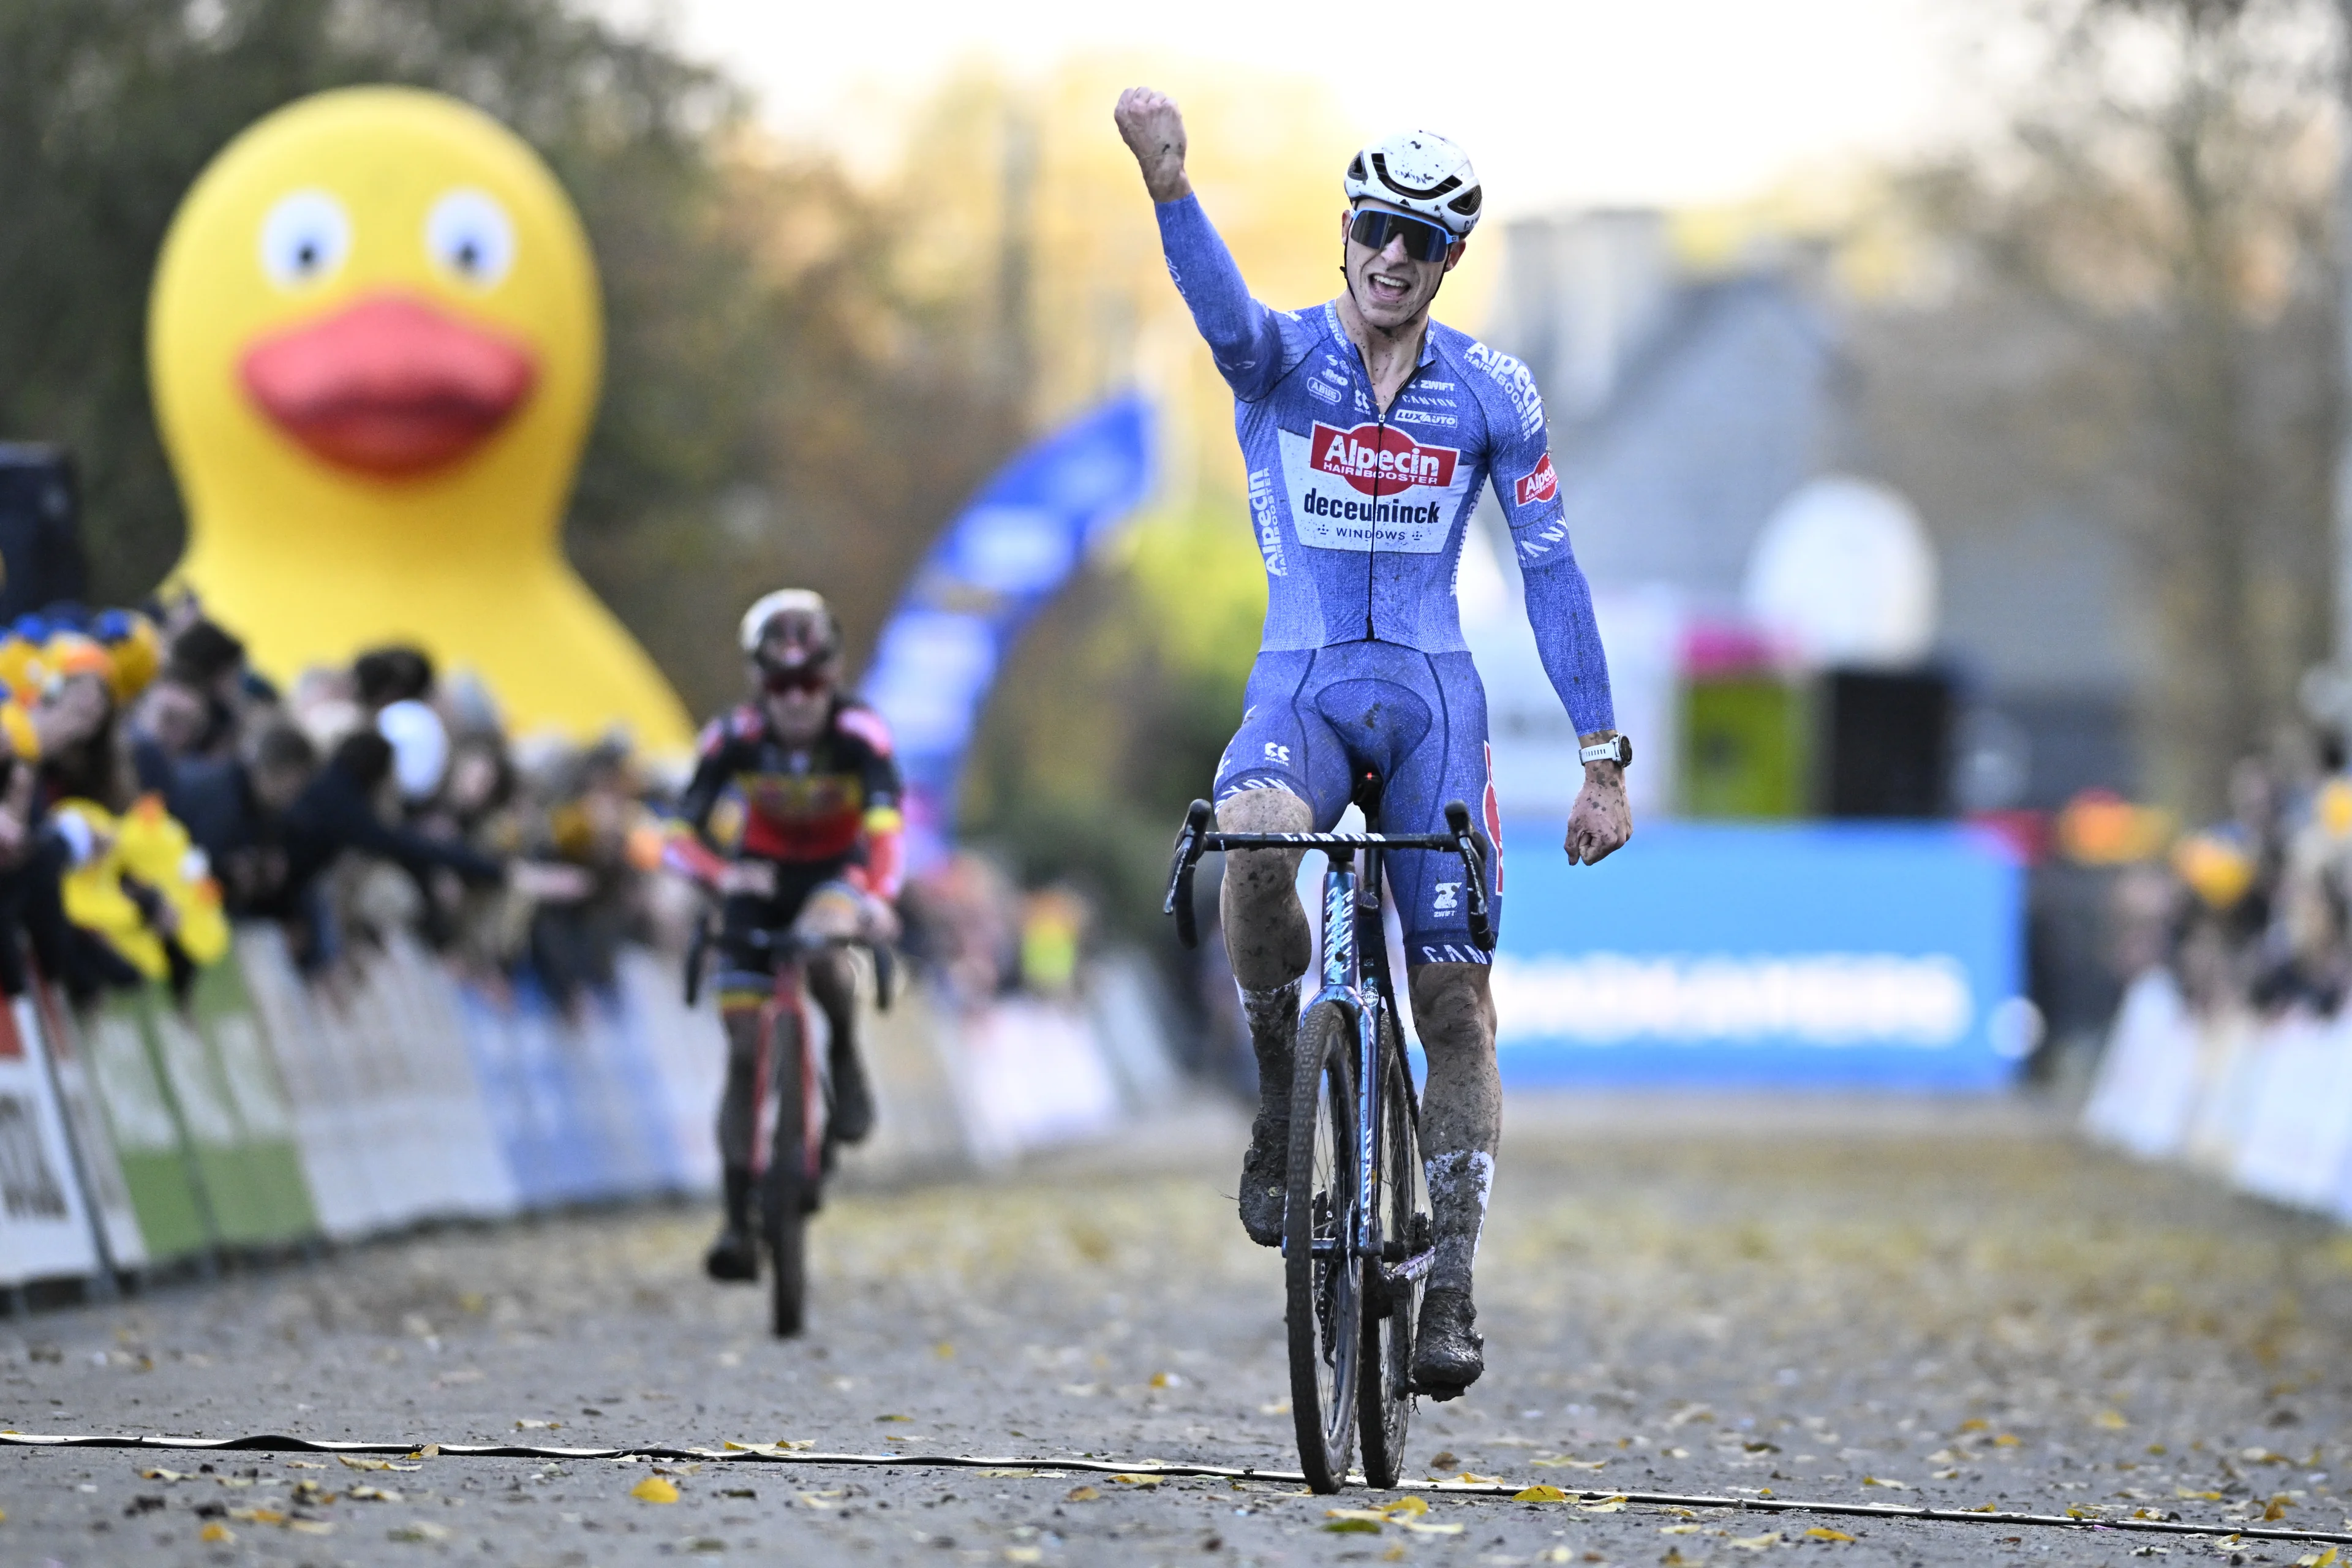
[1116, 88, 1632, 1396]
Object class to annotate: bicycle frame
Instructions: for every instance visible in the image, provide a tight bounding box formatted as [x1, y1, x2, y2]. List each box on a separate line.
[682, 919, 898, 1188]
[1305, 836, 1422, 1297]
[1164, 797, 1491, 1302]
[752, 957, 824, 1188]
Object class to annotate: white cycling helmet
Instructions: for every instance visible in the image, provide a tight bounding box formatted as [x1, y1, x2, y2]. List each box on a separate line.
[737, 587, 840, 659]
[1344, 130, 1483, 237]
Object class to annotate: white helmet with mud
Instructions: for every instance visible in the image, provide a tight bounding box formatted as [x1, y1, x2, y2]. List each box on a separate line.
[1344, 130, 1483, 238]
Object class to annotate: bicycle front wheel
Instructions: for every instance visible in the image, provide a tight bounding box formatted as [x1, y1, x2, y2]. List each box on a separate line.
[1357, 1008, 1427, 1488]
[1286, 1000, 1362, 1493]
[763, 1005, 813, 1339]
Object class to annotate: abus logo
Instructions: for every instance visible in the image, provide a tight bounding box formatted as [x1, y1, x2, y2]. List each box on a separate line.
[1515, 453, 1559, 508]
[1309, 423, 1459, 496]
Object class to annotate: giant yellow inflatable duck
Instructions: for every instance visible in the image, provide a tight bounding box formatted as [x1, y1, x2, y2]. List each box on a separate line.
[148, 86, 691, 751]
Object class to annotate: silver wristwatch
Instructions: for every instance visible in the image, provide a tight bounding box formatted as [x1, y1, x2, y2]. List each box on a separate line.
[1578, 734, 1632, 767]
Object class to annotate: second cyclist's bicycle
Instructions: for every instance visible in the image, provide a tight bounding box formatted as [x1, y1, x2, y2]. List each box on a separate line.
[686, 916, 895, 1338]
[1165, 787, 1491, 1492]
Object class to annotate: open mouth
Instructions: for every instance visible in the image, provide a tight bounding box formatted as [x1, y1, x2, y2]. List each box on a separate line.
[239, 293, 538, 478]
[1363, 268, 1414, 308]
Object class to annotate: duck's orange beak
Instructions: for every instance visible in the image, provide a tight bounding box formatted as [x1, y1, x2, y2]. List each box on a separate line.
[239, 293, 538, 478]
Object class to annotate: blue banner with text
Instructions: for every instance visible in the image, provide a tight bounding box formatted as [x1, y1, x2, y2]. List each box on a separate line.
[1489, 821, 2026, 1090]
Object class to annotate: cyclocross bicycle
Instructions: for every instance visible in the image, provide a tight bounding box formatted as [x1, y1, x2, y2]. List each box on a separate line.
[1164, 788, 1492, 1492]
[687, 918, 895, 1338]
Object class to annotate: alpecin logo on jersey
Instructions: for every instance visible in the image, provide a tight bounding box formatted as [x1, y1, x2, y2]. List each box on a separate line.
[1309, 423, 1460, 497]
[1515, 453, 1559, 508]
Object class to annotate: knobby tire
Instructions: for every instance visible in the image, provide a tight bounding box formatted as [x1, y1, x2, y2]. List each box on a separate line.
[1286, 1000, 1361, 1493]
[1357, 1008, 1425, 1488]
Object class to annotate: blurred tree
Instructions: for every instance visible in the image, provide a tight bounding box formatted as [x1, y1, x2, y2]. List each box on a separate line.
[0, 0, 1019, 716]
[1883, 0, 2339, 815]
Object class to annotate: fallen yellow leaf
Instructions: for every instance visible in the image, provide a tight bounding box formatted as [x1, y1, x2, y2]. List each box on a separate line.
[935, 1343, 956, 1359]
[1110, 1473, 1163, 1487]
[1993, 1434, 2021, 1447]
[1806, 1527, 1858, 1542]
[1380, 1496, 1430, 1518]
[2096, 1411, 2130, 1430]
[1862, 1476, 1911, 1489]
[1532, 1456, 1608, 1470]
[1005, 1550, 1042, 1564]
[1957, 1419, 1991, 1433]
[227, 1507, 285, 1525]
[1324, 1518, 1382, 1534]
[1149, 1371, 1180, 1389]
[1514, 1484, 1569, 1503]
[198, 1522, 233, 1544]
[1661, 1524, 1703, 1535]
[1065, 1485, 1101, 1502]
[1730, 1533, 1781, 1551]
[630, 1476, 680, 1504]
[2177, 1489, 2223, 1502]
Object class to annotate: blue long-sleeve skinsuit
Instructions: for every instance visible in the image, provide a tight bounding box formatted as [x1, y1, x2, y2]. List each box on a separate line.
[1158, 193, 1614, 964]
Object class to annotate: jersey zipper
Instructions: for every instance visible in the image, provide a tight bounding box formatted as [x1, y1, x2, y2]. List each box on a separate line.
[1352, 341, 1431, 643]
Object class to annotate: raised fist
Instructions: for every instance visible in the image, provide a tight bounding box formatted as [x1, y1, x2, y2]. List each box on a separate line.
[1115, 87, 1192, 203]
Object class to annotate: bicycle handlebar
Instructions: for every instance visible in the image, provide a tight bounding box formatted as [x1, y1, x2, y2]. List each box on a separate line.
[1161, 797, 1494, 953]
[682, 918, 898, 1012]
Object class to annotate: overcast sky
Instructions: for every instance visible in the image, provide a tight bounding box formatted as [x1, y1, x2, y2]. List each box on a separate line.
[598, 0, 1981, 216]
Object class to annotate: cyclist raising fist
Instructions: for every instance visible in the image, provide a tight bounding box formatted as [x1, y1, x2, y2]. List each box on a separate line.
[1116, 88, 1631, 1397]
[665, 590, 903, 1284]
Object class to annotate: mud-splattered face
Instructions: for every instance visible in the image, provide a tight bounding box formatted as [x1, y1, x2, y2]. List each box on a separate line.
[1340, 200, 1463, 333]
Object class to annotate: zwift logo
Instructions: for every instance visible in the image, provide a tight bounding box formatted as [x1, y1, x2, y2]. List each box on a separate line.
[1308, 422, 1460, 496]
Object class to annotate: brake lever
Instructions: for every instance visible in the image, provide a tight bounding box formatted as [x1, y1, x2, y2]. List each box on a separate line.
[1166, 798, 1213, 950]
[1444, 799, 1496, 952]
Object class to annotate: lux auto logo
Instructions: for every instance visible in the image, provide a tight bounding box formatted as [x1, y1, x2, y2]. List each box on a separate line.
[1309, 422, 1460, 494]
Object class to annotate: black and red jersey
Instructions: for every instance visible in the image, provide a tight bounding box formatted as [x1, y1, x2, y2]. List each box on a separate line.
[668, 699, 905, 897]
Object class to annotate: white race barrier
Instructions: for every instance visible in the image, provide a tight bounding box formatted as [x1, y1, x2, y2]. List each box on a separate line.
[2084, 969, 2352, 1223]
[0, 922, 1186, 1294]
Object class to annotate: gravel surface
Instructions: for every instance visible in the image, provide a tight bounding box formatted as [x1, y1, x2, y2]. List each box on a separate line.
[1, 1093, 2349, 1567]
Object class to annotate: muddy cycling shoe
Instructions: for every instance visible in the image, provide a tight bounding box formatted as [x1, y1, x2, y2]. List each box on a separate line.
[829, 1045, 876, 1145]
[1237, 1117, 1289, 1246]
[704, 1225, 758, 1283]
[1411, 1286, 1485, 1398]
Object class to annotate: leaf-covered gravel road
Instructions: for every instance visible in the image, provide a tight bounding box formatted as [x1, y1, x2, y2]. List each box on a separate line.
[2, 1094, 2349, 1567]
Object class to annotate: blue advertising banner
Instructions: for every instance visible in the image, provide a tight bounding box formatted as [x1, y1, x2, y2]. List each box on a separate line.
[862, 396, 1153, 870]
[1489, 821, 2026, 1090]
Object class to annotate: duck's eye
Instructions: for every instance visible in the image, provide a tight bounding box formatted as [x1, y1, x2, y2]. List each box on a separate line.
[425, 189, 515, 288]
[258, 190, 350, 290]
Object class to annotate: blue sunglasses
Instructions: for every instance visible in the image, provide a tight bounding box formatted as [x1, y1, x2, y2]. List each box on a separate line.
[1349, 208, 1455, 263]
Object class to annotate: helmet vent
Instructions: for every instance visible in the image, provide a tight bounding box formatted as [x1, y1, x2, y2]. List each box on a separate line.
[1368, 151, 1461, 201]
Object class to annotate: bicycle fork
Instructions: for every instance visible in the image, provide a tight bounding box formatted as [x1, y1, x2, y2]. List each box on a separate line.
[1298, 852, 1388, 1303]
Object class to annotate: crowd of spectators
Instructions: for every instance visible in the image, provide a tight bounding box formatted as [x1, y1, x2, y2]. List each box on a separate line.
[0, 592, 670, 1014]
[2117, 728, 2352, 1023]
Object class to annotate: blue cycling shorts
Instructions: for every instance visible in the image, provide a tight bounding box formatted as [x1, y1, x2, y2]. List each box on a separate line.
[1213, 642, 1503, 965]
